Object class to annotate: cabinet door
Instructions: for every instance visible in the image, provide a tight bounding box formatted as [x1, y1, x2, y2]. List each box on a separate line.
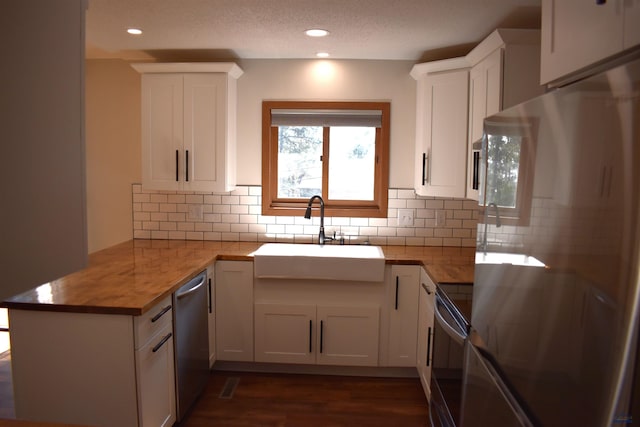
[136, 323, 176, 427]
[254, 304, 316, 364]
[215, 261, 254, 362]
[388, 265, 420, 367]
[466, 48, 502, 200]
[206, 264, 216, 367]
[183, 73, 228, 192]
[416, 268, 436, 398]
[141, 73, 184, 191]
[416, 268, 436, 399]
[316, 306, 380, 367]
[415, 69, 469, 198]
[541, 0, 623, 84]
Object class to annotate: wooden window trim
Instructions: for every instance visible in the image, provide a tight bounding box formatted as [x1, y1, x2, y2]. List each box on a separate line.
[262, 101, 390, 218]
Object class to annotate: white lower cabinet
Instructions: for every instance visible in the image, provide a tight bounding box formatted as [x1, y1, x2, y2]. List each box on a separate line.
[135, 322, 176, 427]
[388, 265, 420, 366]
[317, 305, 380, 366]
[255, 303, 316, 364]
[416, 268, 436, 399]
[215, 260, 254, 362]
[255, 303, 380, 367]
[9, 297, 176, 427]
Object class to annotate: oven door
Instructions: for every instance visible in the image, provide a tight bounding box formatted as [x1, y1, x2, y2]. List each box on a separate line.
[430, 286, 470, 427]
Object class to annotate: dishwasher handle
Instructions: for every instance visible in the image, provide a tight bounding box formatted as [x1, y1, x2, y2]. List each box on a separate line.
[176, 274, 206, 300]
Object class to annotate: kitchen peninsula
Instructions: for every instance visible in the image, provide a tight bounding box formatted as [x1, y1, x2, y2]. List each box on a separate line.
[2, 239, 474, 427]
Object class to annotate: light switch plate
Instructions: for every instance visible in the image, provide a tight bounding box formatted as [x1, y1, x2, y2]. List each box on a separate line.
[398, 209, 414, 226]
[436, 210, 446, 227]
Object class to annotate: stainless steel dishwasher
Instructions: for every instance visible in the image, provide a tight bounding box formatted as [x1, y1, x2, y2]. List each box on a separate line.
[173, 270, 209, 421]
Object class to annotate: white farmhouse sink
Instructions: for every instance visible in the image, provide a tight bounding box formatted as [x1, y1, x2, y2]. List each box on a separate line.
[475, 252, 545, 267]
[253, 243, 386, 282]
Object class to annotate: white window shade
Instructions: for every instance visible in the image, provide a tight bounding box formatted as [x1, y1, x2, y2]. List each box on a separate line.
[271, 109, 382, 127]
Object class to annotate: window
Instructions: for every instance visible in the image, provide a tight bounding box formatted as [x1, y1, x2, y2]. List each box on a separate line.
[480, 118, 537, 226]
[262, 101, 390, 217]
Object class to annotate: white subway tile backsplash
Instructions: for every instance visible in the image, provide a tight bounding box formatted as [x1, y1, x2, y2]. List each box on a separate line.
[185, 195, 204, 204]
[150, 212, 168, 222]
[388, 198, 407, 209]
[142, 203, 159, 212]
[131, 184, 480, 247]
[425, 200, 444, 209]
[204, 195, 222, 204]
[231, 187, 249, 196]
[397, 189, 415, 199]
[150, 194, 168, 204]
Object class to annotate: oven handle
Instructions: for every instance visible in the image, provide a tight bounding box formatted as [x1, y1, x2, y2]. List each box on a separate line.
[434, 294, 467, 345]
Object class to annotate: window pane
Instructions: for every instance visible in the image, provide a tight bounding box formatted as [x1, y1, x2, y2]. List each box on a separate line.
[328, 127, 376, 201]
[485, 134, 522, 209]
[277, 126, 323, 198]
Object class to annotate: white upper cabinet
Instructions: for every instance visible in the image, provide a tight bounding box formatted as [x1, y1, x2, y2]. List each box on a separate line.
[466, 29, 543, 200]
[411, 58, 470, 198]
[541, 0, 640, 85]
[131, 63, 243, 193]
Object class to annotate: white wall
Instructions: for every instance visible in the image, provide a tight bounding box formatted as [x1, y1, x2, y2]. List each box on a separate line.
[85, 59, 141, 253]
[234, 59, 417, 188]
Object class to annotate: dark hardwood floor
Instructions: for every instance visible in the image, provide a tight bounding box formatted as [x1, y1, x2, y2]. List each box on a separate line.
[181, 370, 430, 427]
[0, 352, 429, 426]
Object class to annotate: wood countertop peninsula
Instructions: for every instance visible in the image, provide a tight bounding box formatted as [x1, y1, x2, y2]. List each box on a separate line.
[2, 240, 474, 316]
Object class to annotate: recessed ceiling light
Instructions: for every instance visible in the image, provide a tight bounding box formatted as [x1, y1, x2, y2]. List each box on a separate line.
[316, 52, 330, 58]
[305, 29, 329, 37]
[127, 28, 143, 35]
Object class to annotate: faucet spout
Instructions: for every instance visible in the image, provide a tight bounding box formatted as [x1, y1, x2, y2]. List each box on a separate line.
[304, 195, 330, 245]
[481, 202, 501, 253]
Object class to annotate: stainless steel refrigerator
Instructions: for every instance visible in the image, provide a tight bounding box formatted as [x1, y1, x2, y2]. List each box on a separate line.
[463, 55, 640, 426]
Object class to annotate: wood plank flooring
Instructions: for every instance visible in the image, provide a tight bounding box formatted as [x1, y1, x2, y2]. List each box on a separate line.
[181, 370, 430, 426]
[0, 352, 429, 426]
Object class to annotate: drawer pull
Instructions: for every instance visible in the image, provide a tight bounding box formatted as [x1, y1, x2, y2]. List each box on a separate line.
[395, 276, 399, 310]
[151, 305, 172, 323]
[152, 332, 173, 353]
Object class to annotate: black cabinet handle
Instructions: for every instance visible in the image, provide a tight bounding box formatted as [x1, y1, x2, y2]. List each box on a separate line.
[208, 278, 212, 314]
[309, 320, 313, 353]
[185, 150, 189, 182]
[320, 320, 324, 353]
[421, 282, 432, 295]
[422, 152, 427, 185]
[151, 305, 172, 323]
[152, 332, 173, 353]
[175, 150, 179, 182]
[395, 276, 399, 310]
[596, 0, 606, 4]
[472, 151, 480, 190]
[426, 327, 432, 367]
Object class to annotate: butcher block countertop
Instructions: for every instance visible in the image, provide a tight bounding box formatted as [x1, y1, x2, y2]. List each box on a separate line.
[2, 240, 474, 316]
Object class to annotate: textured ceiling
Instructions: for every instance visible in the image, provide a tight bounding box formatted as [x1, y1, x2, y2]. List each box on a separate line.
[86, 0, 541, 61]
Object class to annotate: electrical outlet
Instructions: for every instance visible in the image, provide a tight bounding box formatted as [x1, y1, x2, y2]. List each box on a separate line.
[398, 209, 414, 226]
[188, 204, 203, 221]
[435, 210, 446, 227]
